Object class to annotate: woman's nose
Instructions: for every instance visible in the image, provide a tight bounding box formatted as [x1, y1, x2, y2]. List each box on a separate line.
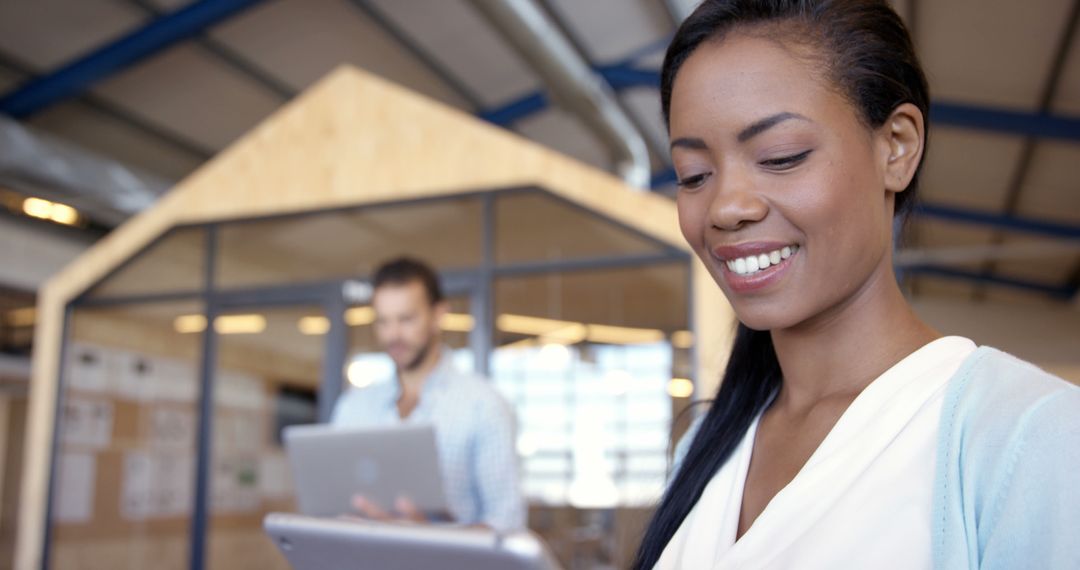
[707, 172, 769, 231]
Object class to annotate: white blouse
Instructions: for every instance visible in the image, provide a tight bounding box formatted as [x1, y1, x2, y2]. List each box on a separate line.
[655, 336, 977, 570]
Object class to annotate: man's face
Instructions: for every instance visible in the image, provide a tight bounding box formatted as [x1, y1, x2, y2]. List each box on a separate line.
[371, 281, 444, 371]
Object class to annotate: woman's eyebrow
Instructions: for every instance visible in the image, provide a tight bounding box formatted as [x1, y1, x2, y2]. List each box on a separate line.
[737, 112, 810, 142]
[670, 137, 708, 151]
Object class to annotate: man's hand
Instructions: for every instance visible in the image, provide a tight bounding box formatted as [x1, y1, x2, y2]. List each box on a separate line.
[350, 495, 427, 523]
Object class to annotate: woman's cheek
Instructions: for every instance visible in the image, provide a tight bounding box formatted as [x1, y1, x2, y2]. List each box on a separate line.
[677, 193, 707, 248]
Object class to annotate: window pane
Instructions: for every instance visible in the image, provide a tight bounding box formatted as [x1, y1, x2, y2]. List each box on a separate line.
[207, 305, 328, 570]
[215, 199, 483, 290]
[492, 262, 689, 508]
[84, 227, 205, 299]
[495, 190, 666, 265]
[50, 300, 203, 570]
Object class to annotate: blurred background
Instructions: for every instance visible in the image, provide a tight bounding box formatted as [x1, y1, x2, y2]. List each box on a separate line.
[0, 0, 1078, 569]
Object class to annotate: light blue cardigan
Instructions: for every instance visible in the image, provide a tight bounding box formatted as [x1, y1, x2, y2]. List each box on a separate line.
[671, 346, 1080, 569]
[933, 347, 1080, 569]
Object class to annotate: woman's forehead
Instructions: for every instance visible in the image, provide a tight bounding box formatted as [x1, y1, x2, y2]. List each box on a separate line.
[669, 35, 844, 135]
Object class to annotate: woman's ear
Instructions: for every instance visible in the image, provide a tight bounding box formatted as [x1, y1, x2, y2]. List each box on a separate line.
[880, 102, 925, 194]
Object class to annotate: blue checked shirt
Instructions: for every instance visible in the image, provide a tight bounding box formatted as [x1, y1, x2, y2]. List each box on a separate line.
[330, 348, 525, 533]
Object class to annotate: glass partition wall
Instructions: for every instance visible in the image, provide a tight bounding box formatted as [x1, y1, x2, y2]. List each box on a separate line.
[46, 188, 694, 569]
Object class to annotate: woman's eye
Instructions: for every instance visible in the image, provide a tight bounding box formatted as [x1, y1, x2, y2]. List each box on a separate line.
[676, 172, 711, 190]
[760, 149, 813, 170]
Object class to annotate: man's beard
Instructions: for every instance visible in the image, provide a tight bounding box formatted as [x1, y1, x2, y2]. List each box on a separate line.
[401, 334, 437, 372]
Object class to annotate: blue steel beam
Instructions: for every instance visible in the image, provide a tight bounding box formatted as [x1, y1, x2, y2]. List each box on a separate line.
[478, 92, 548, 125]
[483, 64, 1080, 144]
[902, 265, 1073, 299]
[915, 203, 1080, 241]
[932, 101, 1080, 144]
[0, 0, 266, 118]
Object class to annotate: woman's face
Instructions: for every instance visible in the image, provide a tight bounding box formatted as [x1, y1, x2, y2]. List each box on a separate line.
[670, 33, 900, 332]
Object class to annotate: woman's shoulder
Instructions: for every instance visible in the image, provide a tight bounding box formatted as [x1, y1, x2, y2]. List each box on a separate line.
[938, 346, 1080, 500]
[935, 347, 1080, 567]
[944, 346, 1080, 434]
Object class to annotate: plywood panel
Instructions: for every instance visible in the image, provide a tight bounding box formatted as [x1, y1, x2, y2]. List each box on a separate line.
[19, 288, 65, 570]
[43, 66, 686, 307]
[692, 258, 736, 400]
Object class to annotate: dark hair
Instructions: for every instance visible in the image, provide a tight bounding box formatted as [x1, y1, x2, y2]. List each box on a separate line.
[635, 1, 929, 567]
[372, 257, 444, 305]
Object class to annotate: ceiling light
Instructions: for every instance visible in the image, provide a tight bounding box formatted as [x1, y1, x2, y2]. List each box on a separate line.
[586, 324, 664, 345]
[22, 197, 53, 219]
[298, 316, 330, 335]
[20, 197, 81, 226]
[174, 314, 207, 334]
[667, 378, 694, 399]
[345, 306, 375, 326]
[540, 323, 588, 345]
[496, 314, 578, 336]
[173, 314, 266, 334]
[671, 330, 694, 349]
[440, 312, 475, 332]
[214, 314, 266, 335]
[49, 203, 80, 226]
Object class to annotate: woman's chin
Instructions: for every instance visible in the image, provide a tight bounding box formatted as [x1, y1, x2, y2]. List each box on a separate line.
[731, 306, 804, 333]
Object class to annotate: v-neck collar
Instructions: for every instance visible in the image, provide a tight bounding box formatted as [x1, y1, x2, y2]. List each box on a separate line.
[725, 336, 976, 561]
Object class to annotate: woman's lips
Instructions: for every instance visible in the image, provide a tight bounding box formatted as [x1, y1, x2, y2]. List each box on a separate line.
[710, 242, 800, 293]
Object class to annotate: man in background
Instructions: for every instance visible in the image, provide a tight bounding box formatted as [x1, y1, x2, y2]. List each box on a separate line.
[330, 257, 524, 533]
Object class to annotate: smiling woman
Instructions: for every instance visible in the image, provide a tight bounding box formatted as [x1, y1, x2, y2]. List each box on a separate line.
[634, 1, 1080, 569]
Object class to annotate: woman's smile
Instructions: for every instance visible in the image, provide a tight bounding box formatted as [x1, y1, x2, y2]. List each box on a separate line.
[711, 241, 801, 293]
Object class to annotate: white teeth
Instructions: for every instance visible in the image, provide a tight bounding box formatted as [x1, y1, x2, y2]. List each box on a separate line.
[734, 257, 747, 274]
[725, 245, 798, 276]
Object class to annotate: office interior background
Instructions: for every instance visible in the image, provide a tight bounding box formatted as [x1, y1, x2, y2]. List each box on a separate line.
[0, 0, 1078, 568]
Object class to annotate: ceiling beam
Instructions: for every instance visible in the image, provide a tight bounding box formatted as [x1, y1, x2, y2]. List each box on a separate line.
[0, 0, 267, 118]
[972, 0, 1080, 300]
[902, 264, 1072, 299]
[0, 51, 214, 160]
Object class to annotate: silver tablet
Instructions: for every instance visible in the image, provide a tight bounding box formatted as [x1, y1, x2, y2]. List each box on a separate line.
[264, 513, 563, 570]
[284, 423, 449, 519]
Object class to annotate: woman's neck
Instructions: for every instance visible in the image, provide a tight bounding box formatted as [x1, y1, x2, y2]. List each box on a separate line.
[770, 267, 939, 413]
